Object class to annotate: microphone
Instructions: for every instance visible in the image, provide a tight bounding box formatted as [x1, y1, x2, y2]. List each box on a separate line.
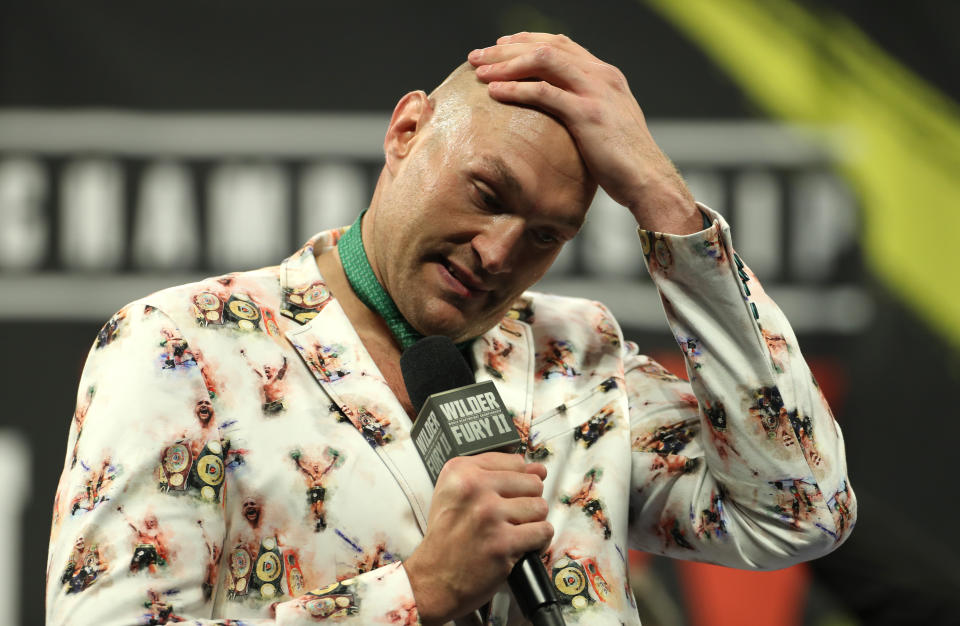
[402, 336, 565, 626]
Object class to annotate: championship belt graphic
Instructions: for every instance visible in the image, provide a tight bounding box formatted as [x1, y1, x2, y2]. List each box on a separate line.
[187, 440, 225, 501]
[282, 281, 330, 324]
[262, 308, 281, 337]
[248, 536, 285, 599]
[283, 549, 306, 597]
[130, 543, 161, 573]
[582, 558, 611, 603]
[193, 292, 225, 327]
[159, 442, 193, 492]
[301, 579, 359, 619]
[227, 545, 253, 599]
[307, 485, 325, 504]
[225, 293, 262, 331]
[551, 557, 593, 610]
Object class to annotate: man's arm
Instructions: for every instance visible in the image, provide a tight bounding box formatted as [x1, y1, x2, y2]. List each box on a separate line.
[471, 32, 855, 566]
[623, 207, 855, 566]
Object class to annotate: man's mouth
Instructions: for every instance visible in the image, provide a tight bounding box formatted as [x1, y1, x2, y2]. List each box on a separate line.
[439, 259, 490, 298]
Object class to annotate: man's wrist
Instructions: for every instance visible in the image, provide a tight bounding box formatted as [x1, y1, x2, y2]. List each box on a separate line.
[627, 177, 701, 235]
[403, 556, 450, 626]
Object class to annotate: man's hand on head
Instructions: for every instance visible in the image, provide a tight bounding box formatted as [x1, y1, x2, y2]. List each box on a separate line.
[468, 32, 702, 235]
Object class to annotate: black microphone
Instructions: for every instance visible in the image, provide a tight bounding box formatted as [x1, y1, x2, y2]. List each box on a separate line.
[402, 336, 565, 626]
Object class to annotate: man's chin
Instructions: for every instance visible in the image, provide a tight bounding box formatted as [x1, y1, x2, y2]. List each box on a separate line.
[407, 300, 497, 345]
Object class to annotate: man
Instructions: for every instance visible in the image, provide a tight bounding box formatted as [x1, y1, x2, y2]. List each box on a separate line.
[47, 33, 854, 625]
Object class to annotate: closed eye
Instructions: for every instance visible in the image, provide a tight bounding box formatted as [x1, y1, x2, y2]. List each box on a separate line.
[532, 229, 560, 245]
[472, 182, 502, 211]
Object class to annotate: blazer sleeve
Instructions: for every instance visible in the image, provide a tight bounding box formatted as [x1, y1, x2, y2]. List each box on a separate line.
[46, 303, 420, 625]
[624, 205, 856, 569]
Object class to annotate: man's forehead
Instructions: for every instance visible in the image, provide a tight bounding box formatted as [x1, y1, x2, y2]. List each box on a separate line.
[427, 63, 595, 197]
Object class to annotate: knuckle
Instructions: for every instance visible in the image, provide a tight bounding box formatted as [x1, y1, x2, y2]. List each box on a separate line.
[541, 521, 555, 544]
[535, 81, 552, 98]
[605, 65, 628, 89]
[527, 461, 547, 475]
[438, 460, 458, 483]
[445, 456, 466, 472]
[488, 539, 510, 562]
[449, 469, 476, 495]
[585, 100, 610, 124]
[534, 44, 553, 61]
[502, 453, 523, 470]
[470, 499, 493, 524]
[533, 497, 549, 519]
[581, 102, 602, 124]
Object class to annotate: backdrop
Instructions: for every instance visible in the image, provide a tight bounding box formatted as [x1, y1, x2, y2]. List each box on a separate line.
[2, 2, 957, 624]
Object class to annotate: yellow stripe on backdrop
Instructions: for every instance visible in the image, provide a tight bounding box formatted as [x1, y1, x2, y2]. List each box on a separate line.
[647, 0, 960, 350]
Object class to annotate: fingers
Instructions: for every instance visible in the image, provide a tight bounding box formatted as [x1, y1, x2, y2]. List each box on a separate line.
[511, 519, 555, 554]
[439, 455, 546, 498]
[496, 31, 583, 54]
[486, 470, 544, 499]
[472, 44, 589, 92]
[503, 495, 550, 524]
[491, 502, 553, 559]
[468, 36, 611, 118]
[460, 452, 546, 477]
[522, 460, 548, 481]
[470, 41, 562, 64]
[485, 80, 574, 118]
[470, 42, 585, 84]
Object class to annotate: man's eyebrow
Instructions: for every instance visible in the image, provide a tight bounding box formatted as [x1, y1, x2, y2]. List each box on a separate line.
[479, 155, 584, 233]
[479, 155, 522, 197]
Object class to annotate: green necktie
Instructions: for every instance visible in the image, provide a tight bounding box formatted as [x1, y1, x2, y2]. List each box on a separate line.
[338, 210, 425, 350]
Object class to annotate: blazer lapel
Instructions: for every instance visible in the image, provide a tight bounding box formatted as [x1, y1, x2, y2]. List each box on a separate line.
[280, 236, 435, 535]
[471, 314, 536, 448]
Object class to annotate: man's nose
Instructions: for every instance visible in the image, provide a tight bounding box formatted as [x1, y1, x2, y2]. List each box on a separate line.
[473, 216, 525, 275]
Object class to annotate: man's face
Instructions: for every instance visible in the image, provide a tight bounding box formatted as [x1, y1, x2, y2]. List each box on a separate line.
[369, 102, 595, 342]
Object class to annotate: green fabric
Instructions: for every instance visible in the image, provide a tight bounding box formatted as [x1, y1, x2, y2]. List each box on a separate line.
[338, 210, 425, 350]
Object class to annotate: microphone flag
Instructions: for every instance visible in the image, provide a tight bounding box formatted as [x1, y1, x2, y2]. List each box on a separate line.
[410, 380, 521, 484]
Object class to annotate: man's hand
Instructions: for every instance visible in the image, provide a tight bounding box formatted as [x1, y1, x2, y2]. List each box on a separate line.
[403, 453, 552, 625]
[468, 32, 702, 235]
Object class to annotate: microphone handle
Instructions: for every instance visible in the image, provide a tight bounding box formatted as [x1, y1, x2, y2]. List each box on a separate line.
[508, 550, 565, 626]
[531, 603, 565, 626]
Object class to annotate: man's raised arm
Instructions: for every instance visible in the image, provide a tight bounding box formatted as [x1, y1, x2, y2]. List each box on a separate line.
[470, 32, 855, 567]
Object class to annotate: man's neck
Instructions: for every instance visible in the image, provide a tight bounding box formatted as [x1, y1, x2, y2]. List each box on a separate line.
[314, 246, 416, 418]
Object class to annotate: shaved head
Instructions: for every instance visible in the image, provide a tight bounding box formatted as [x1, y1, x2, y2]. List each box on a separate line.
[425, 63, 582, 160]
[426, 62, 484, 135]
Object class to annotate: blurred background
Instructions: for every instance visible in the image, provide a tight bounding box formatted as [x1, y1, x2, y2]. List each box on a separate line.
[2, 1, 958, 624]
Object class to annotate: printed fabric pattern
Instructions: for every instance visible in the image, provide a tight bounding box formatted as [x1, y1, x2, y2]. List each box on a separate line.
[46, 205, 855, 625]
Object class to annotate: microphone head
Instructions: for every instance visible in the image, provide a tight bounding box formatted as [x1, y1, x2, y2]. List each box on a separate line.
[401, 336, 475, 414]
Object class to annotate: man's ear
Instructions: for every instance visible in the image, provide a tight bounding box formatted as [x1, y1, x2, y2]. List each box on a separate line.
[384, 90, 431, 174]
